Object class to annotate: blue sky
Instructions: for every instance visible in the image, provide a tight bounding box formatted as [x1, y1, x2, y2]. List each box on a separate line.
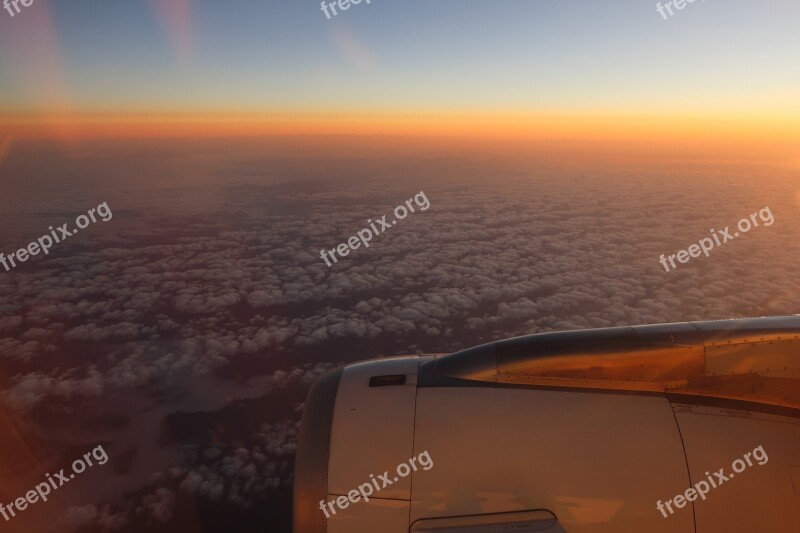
[0, 0, 798, 114]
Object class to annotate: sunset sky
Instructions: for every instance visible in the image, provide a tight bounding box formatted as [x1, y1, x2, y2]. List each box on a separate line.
[1, 0, 799, 152]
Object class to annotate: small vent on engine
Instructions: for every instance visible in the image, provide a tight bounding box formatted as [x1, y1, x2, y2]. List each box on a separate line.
[369, 374, 406, 387]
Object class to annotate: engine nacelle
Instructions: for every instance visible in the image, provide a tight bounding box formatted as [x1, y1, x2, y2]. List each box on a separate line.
[294, 316, 800, 532]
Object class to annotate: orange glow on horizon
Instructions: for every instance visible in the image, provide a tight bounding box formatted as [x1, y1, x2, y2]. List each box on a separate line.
[2, 109, 799, 163]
